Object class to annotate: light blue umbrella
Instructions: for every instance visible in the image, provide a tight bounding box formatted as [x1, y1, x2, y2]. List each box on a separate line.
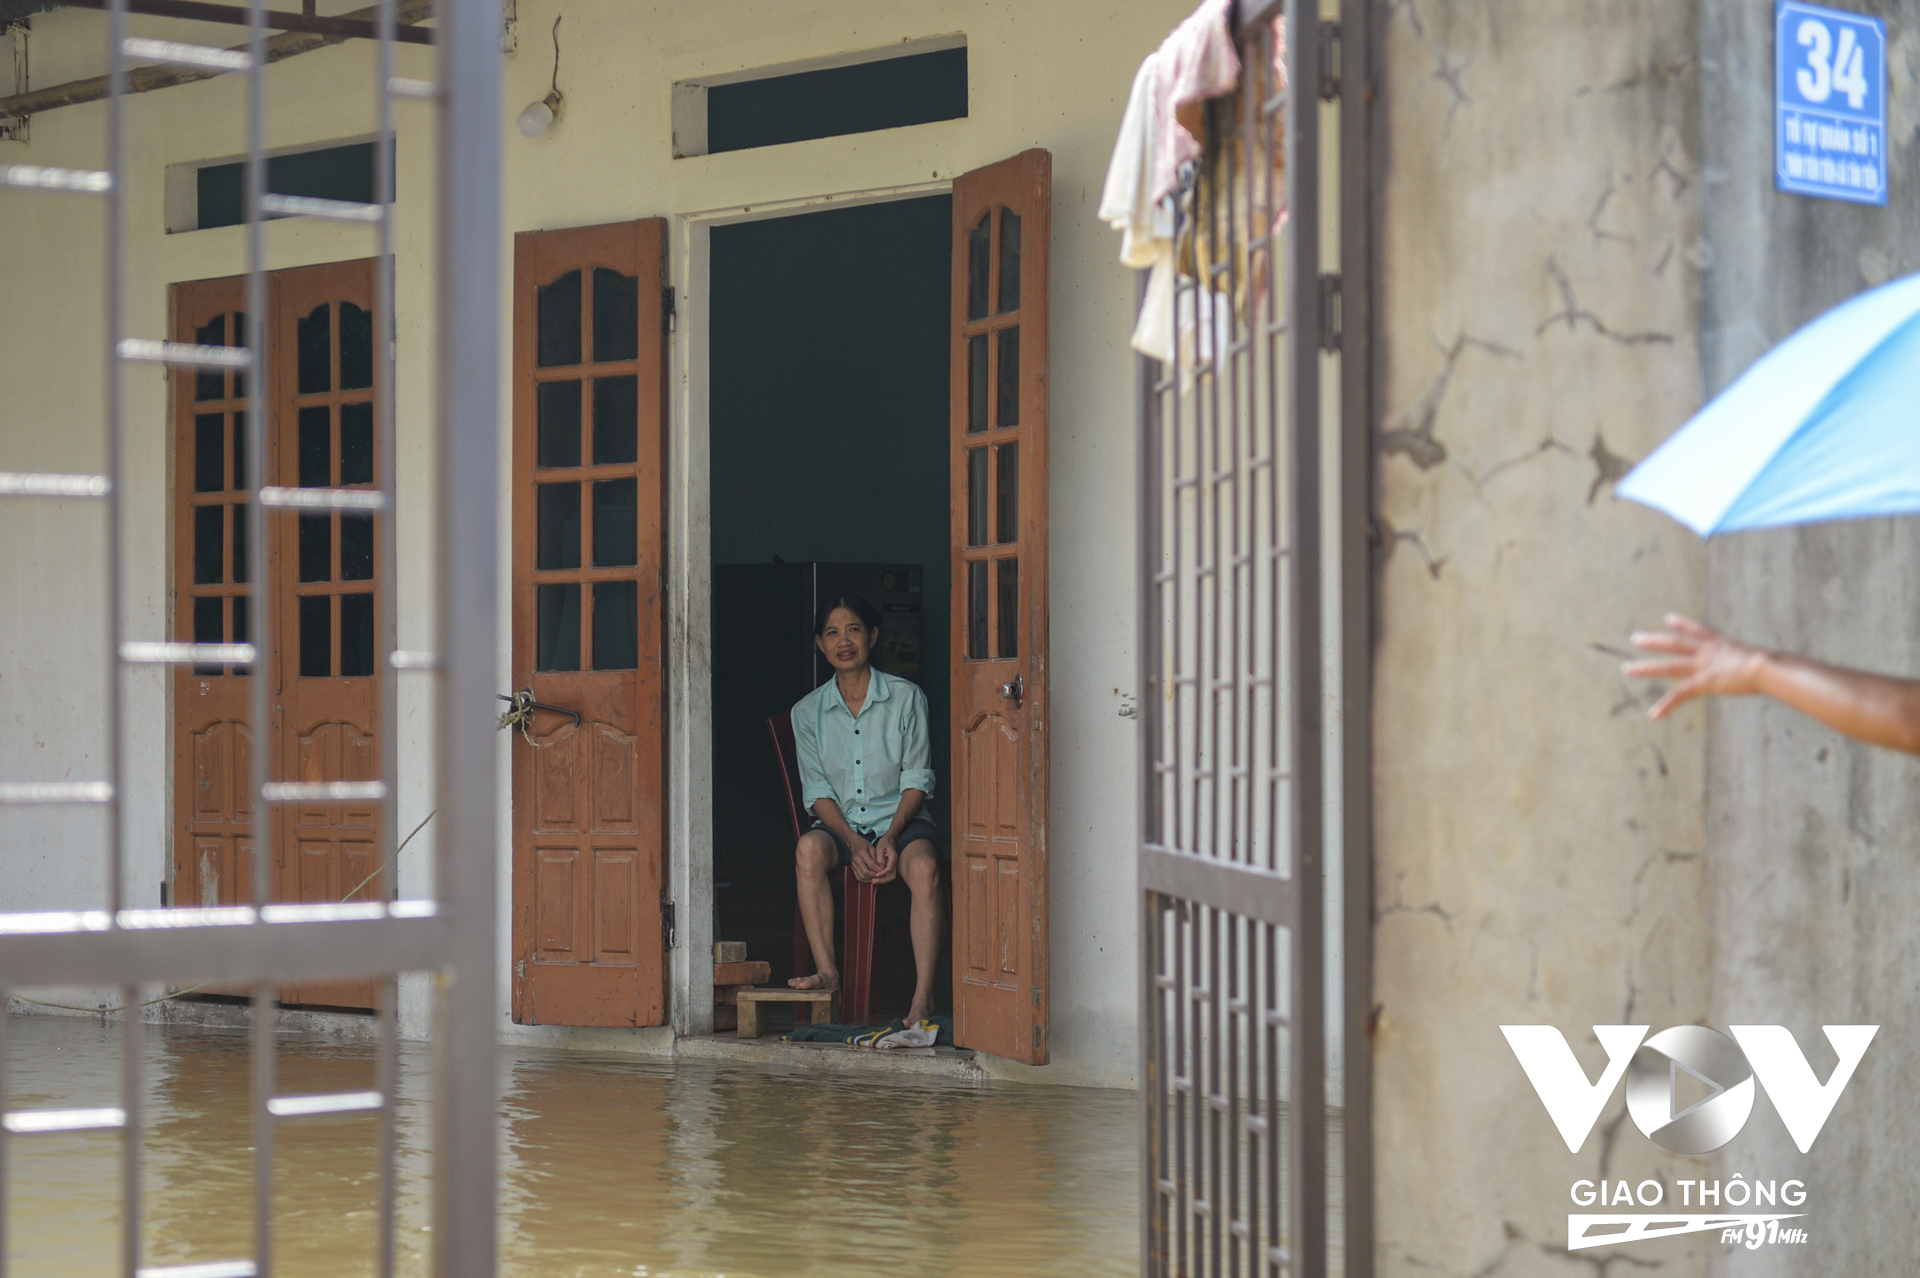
[1619, 272, 1920, 535]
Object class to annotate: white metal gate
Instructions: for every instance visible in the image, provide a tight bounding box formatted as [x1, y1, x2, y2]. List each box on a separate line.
[1138, 1, 1373, 1274]
[0, 2, 500, 1273]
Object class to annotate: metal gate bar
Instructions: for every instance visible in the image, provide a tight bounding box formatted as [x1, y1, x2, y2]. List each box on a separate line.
[1138, 1, 1329, 1274]
[0, 1, 499, 1274]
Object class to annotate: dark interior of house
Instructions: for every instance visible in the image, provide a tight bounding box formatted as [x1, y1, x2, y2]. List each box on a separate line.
[708, 194, 952, 1010]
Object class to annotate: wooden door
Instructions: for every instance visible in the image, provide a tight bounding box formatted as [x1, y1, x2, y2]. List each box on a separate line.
[949, 151, 1051, 1063]
[510, 220, 669, 1027]
[272, 259, 384, 1008]
[171, 261, 385, 1010]
[172, 274, 258, 912]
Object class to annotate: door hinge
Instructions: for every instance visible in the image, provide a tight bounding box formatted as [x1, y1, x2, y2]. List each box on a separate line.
[1318, 273, 1342, 352]
[1034, 1024, 1044, 1056]
[1318, 19, 1341, 101]
[661, 895, 676, 949]
[661, 286, 676, 335]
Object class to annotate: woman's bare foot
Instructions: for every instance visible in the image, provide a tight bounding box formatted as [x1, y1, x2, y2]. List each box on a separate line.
[904, 995, 930, 1027]
[788, 970, 838, 992]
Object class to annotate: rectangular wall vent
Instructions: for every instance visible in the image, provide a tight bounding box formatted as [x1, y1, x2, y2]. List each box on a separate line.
[166, 138, 395, 233]
[674, 36, 966, 158]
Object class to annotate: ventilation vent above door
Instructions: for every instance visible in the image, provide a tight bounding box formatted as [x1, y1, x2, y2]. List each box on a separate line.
[673, 35, 966, 157]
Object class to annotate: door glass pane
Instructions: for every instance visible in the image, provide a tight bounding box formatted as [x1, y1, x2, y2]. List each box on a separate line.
[997, 327, 1020, 428]
[193, 596, 223, 676]
[193, 505, 223, 584]
[592, 580, 638, 670]
[967, 214, 990, 321]
[340, 593, 375, 676]
[967, 334, 988, 433]
[193, 595, 223, 642]
[339, 302, 374, 390]
[592, 375, 638, 464]
[341, 514, 374, 580]
[194, 315, 226, 401]
[997, 208, 1021, 313]
[538, 381, 582, 468]
[339, 402, 374, 486]
[538, 269, 583, 368]
[297, 303, 331, 395]
[537, 483, 582, 570]
[966, 560, 988, 660]
[298, 407, 330, 487]
[232, 312, 250, 401]
[231, 504, 249, 583]
[298, 514, 332, 582]
[966, 447, 988, 546]
[592, 268, 640, 364]
[232, 412, 248, 490]
[536, 583, 581, 671]
[299, 595, 332, 678]
[996, 442, 1019, 544]
[194, 415, 225, 492]
[232, 594, 250, 675]
[997, 557, 1018, 659]
[592, 478, 637, 567]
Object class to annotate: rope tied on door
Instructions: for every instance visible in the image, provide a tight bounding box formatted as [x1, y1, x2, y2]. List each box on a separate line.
[496, 688, 581, 746]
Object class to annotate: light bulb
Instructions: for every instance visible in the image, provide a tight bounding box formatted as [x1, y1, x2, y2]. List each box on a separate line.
[517, 90, 562, 138]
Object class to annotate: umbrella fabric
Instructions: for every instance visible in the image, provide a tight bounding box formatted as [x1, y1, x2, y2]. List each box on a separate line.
[1618, 272, 1920, 535]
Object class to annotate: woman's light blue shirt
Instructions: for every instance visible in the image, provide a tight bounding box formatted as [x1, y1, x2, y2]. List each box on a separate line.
[791, 669, 936, 835]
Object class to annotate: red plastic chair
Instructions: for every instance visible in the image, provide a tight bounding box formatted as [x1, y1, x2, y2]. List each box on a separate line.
[767, 710, 876, 1026]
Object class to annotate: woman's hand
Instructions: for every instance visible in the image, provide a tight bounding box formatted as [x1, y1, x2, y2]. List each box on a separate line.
[847, 833, 883, 883]
[1625, 613, 1769, 719]
[868, 834, 901, 886]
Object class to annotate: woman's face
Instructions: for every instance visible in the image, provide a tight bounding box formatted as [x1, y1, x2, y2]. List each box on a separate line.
[816, 607, 876, 673]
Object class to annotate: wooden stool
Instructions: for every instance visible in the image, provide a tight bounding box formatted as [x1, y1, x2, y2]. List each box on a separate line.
[735, 987, 836, 1039]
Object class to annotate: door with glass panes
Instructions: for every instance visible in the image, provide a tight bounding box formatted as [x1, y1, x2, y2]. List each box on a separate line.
[950, 150, 1052, 1064]
[170, 259, 385, 1010]
[509, 220, 668, 1028]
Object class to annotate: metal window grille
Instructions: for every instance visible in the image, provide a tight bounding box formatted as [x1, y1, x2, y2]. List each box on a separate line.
[1137, 1, 1371, 1274]
[0, 2, 500, 1275]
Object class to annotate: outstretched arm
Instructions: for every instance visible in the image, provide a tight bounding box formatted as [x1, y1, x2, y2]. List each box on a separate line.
[1625, 613, 1920, 755]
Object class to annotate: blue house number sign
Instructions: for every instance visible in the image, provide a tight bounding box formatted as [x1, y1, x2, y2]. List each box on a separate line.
[1776, 1, 1887, 205]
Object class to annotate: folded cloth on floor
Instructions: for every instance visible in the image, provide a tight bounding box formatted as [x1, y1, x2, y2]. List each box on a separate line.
[785, 1015, 953, 1047]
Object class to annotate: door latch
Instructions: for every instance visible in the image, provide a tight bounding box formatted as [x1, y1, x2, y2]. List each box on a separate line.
[1000, 674, 1025, 708]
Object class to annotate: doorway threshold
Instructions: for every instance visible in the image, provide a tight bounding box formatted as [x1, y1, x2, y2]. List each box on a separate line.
[677, 1032, 987, 1082]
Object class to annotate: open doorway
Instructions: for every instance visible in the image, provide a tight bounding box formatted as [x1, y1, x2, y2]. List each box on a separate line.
[708, 195, 953, 1017]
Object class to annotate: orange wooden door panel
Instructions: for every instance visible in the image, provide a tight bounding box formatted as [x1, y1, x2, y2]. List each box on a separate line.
[171, 263, 386, 1010]
[510, 219, 669, 1028]
[171, 274, 257, 920]
[949, 151, 1051, 1064]
[271, 258, 384, 1009]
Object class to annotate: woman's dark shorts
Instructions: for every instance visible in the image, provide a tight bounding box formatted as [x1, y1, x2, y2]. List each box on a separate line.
[809, 816, 944, 869]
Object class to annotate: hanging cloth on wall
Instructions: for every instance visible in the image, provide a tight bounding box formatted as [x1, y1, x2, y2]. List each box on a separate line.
[1099, 0, 1287, 369]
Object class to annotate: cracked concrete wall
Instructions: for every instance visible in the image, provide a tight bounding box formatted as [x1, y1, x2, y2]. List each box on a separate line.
[1697, 3, 1920, 1273]
[1370, 2, 1711, 1273]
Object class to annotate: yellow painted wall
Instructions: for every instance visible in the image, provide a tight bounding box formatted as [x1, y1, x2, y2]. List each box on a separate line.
[0, 0, 1195, 1086]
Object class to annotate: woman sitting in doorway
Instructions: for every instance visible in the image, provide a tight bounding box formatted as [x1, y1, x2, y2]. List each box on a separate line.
[787, 594, 942, 1027]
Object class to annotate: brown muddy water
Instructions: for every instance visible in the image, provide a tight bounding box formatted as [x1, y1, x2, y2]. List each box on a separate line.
[5, 1013, 1137, 1277]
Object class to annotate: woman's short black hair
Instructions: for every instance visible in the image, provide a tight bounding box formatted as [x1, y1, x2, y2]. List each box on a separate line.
[814, 593, 883, 638]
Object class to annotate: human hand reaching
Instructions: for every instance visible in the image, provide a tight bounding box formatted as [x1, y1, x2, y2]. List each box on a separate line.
[1624, 613, 1769, 719]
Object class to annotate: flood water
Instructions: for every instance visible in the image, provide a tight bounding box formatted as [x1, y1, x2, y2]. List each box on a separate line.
[5, 1014, 1138, 1277]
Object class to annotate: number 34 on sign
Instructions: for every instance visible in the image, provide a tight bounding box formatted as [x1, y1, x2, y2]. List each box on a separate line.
[1775, 0, 1887, 206]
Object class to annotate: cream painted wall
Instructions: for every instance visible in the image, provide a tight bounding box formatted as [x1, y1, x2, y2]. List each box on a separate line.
[0, 0, 1189, 1087]
[1370, 2, 1711, 1272]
